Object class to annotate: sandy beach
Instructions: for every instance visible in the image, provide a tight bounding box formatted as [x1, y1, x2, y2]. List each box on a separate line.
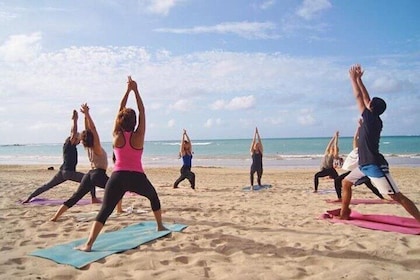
[1, 164, 419, 279]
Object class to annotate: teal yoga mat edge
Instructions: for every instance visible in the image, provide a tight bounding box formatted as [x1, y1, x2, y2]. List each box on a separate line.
[29, 221, 187, 269]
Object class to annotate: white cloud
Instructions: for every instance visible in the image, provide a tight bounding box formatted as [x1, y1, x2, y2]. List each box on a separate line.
[371, 76, 402, 94]
[170, 99, 192, 111]
[143, 0, 180, 16]
[263, 116, 284, 125]
[210, 95, 256, 111]
[0, 10, 18, 22]
[0, 32, 42, 62]
[204, 118, 222, 128]
[260, 0, 276, 10]
[0, 37, 419, 144]
[296, 0, 332, 20]
[155, 21, 278, 39]
[167, 119, 176, 127]
[297, 109, 316, 125]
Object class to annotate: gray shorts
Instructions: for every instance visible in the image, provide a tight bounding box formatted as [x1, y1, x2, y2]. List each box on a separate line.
[345, 167, 400, 195]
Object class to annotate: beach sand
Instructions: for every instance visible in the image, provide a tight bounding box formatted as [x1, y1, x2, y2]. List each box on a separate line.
[1, 164, 419, 279]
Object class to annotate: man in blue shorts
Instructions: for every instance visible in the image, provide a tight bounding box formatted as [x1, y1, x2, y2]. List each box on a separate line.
[340, 64, 420, 222]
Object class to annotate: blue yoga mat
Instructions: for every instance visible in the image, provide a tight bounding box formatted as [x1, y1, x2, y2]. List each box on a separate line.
[242, 184, 272, 191]
[29, 221, 187, 268]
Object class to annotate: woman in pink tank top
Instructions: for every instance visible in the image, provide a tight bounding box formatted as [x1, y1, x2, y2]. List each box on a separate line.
[76, 77, 167, 252]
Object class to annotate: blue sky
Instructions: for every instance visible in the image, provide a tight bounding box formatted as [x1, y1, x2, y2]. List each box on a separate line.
[0, 0, 419, 144]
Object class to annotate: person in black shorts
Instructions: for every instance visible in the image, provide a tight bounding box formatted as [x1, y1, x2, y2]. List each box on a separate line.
[340, 64, 420, 222]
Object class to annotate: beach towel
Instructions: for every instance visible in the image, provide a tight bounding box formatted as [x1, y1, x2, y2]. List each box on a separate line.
[325, 198, 397, 205]
[321, 209, 420, 235]
[242, 184, 272, 191]
[24, 197, 92, 206]
[29, 221, 188, 268]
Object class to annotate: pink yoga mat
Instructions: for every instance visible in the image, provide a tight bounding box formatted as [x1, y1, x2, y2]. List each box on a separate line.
[325, 199, 398, 205]
[321, 208, 420, 235]
[23, 197, 92, 206]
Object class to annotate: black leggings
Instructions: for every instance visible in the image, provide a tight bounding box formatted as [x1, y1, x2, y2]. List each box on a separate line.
[174, 165, 195, 188]
[314, 167, 338, 191]
[334, 171, 384, 199]
[26, 170, 86, 201]
[63, 169, 108, 208]
[250, 167, 263, 186]
[96, 171, 161, 225]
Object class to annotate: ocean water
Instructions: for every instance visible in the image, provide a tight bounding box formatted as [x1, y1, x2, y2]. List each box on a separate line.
[1, 136, 419, 168]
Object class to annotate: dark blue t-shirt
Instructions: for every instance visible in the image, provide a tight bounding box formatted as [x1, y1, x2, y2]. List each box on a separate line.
[358, 109, 387, 166]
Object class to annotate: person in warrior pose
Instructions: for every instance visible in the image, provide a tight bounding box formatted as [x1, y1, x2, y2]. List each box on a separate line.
[173, 129, 195, 189]
[340, 64, 420, 222]
[50, 103, 123, 221]
[76, 77, 166, 252]
[313, 131, 340, 193]
[22, 110, 98, 204]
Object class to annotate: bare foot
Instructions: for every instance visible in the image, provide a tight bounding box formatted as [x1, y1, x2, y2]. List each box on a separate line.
[21, 198, 30, 204]
[158, 225, 169, 231]
[313, 190, 317, 193]
[91, 197, 102, 204]
[50, 217, 57, 222]
[75, 244, 91, 252]
[339, 208, 351, 220]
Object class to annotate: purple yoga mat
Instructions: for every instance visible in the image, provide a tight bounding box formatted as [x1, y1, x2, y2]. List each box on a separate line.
[25, 197, 92, 206]
[325, 199, 398, 205]
[321, 208, 420, 235]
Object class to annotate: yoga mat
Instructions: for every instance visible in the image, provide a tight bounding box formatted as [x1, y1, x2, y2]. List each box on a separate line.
[321, 208, 420, 235]
[24, 197, 92, 206]
[29, 221, 188, 268]
[74, 209, 149, 222]
[325, 198, 397, 205]
[242, 184, 272, 191]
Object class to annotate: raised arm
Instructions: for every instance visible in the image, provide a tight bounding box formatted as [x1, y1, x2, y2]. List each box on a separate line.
[81, 103, 102, 155]
[356, 66, 373, 111]
[179, 130, 185, 157]
[185, 130, 192, 151]
[324, 133, 336, 155]
[69, 110, 79, 145]
[352, 119, 362, 149]
[349, 64, 367, 114]
[332, 131, 339, 158]
[256, 128, 263, 153]
[126, 77, 146, 149]
[250, 128, 257, 154]
[113, 79, 131, 136]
